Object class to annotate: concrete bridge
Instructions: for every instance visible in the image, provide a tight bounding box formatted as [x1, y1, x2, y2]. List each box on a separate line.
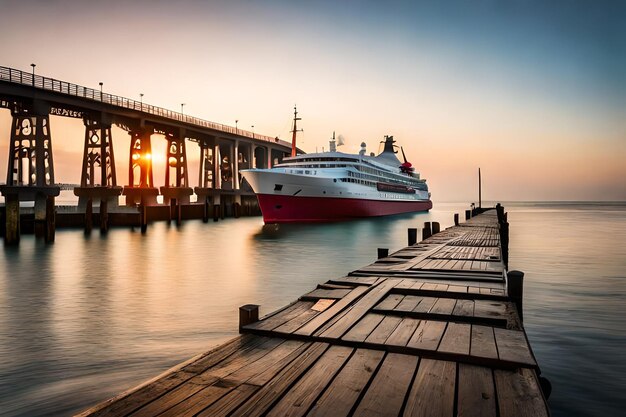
[0, 65, 297, 243]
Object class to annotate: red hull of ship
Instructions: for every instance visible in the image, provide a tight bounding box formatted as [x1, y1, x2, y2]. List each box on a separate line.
[256, 194, 432, 223]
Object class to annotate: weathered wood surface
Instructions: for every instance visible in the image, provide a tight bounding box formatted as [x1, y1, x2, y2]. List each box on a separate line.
[78, 209, 549, 417]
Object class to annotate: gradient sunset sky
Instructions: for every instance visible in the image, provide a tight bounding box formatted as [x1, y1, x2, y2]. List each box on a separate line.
[1, 0, 624, 201]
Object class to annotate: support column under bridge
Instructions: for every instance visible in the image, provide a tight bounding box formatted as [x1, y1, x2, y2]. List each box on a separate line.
[1, 103, 59, 244]
[73, 116, 123, 233]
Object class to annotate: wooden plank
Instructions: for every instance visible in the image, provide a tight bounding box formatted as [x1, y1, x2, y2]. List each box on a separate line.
[394, 295, 423, 312]
[448, 285, 468, 293]
[412, 297, 437, 313]
[307, 349, 385, 417]
[494, 368, 549, 417]
[438, 322, 471, 355]
[293, 285, 370, 336]
[273, 308, 321, 334]
[195, 383, 258, 417]
[318, 280, 397, 339]
[226, 340, 308, 385]
[342, 313, 385, 343]
[470, 325, 498, 360]
[385, 318, 421, 347]
[474, 300, 507, 320]
[229, 343, 329, 417]
[406, 320, 447, 351]
[352, 353, 419, 417]
[302, 288, 352, 300]
[365, 316, 403, 344]
[403, 358, 456, 417]
[430, 298, 457, 315]
[457, 364, 496, 417]
[265, 345, 353, 417]
[85, 335, 258, 417]
[331, 276, 380, 286]
[375, 293, 405, 310]
[130, 338, 284, 417]
[246, 302, 313, 331]
[494, 328, 536, 366]
[452, 299, 474, 317]
[155, 382, 236, 417]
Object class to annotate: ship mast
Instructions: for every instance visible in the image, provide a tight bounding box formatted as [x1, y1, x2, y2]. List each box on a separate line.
[290, 105, 302, 157]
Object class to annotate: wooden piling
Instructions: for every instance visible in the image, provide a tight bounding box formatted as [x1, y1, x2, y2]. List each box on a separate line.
[422, 221, 432, 240]
[454, 213, 459, 226]
[377, 248, 389, 259]
[465, 209, 471, 220]
[407, 228, 417, 246]
[202, 197, 209, 223]
[140, 203, 148, 234]
[431, 221, 440, 234]
[239, 304, 259, 331]
[508, 270, 524, 322]
[213, 204, 220, 222]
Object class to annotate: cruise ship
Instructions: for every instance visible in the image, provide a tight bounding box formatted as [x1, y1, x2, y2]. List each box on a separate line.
[241, 111, 432, 223]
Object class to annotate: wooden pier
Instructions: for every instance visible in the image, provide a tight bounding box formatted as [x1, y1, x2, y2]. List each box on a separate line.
[78, 208, 550, 417]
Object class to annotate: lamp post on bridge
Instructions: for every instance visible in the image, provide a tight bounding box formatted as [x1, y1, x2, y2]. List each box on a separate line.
[251, 125, 255, 140]
[235, 119, 239, 135]
[140, 93, 143, 109]
[30, 63, 36, 86]
[99, 82, 103, 100]
[181, 103, 185, 119]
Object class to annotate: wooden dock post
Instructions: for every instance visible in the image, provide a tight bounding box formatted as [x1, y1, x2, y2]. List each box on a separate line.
[465, 209, 471, 220]
[140, 203, 148, 234]
[377, 248, 389, 259]
[213, 204, 220, 222]
[508, 270, 524, 322]
[239, 304, 259, 331]
[408, 228, 417, 246]
[422, 221, 432, 240]
[431, 221, 440, 234]
[454, 213, 459, 226]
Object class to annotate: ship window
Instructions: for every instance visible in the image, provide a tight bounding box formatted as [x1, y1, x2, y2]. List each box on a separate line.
[305, 170, 310, 174]
[274, 184, 283, 191]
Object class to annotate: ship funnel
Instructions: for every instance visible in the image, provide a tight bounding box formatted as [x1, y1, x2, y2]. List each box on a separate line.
[359, 142, 367, 156]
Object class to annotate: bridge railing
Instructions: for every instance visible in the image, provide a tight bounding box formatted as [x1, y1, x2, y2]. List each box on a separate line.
[0, 66, 289, 147]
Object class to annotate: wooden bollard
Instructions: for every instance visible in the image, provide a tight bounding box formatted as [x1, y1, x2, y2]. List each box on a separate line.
[234, 202, 241, 218]
[508, 270, 524, 322]
[408, 228, 417, 246]
[377, 248, 389, 259]
[239, 304, 259, 331]
[85, 198, 93, 234]
[454, 213, 459, 226]
[431, 221, 440, 234]
[465, 209, 471, 220]
[213, 204, 220, 222]
[422, 222, 432, 240]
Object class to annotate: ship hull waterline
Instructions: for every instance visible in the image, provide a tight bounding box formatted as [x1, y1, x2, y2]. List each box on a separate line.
[256, 193, 433, 223]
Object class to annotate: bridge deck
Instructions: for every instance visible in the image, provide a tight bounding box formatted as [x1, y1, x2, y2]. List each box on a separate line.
[78, 210, 549, 417]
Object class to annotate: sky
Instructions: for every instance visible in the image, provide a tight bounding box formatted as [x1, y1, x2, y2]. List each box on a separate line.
[1, 0, 625, 201]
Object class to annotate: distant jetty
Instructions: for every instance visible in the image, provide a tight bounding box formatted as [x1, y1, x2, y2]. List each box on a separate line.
[78, 205, 550, 417]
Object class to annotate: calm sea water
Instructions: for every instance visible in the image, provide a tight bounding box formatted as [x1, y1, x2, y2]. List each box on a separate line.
[0, 202, 624, 416]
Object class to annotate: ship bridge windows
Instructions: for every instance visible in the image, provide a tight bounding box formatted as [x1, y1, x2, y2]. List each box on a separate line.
[274, 184, 283, 191]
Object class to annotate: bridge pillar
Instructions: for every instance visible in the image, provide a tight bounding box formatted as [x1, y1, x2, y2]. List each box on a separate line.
[74, 116, 122, 233]
[123, 126, 159, 206]
[160, 129, 192, 225]
[1, 105, 60, 244]
[195, 138, 216, 222]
